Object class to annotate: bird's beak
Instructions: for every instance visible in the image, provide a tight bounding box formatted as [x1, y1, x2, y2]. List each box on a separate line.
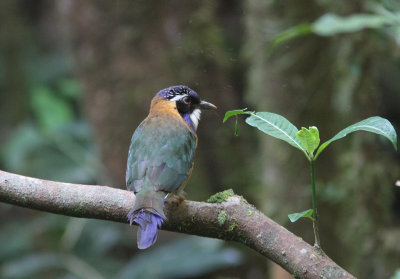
[199, 100, 217, 110]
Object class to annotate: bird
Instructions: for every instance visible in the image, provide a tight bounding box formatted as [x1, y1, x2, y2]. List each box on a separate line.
[126, 85, 216, 249]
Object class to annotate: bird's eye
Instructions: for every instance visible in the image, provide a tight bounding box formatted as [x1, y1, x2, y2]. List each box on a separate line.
[182, 96, 191, 105]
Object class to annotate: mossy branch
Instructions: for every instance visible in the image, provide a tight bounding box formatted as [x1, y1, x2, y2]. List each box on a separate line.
[0, 170, 354, 279]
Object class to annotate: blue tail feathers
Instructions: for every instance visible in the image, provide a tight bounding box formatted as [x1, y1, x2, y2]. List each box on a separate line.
[127, 209, 165, 249]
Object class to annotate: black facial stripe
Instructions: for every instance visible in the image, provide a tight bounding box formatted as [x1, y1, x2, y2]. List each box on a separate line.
[176, 98, 193, 114]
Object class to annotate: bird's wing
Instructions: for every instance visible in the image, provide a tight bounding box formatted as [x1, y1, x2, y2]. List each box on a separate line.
[126, 115, 196, 193]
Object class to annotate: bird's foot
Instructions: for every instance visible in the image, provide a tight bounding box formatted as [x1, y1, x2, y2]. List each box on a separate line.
[168, 192, 187, 204]
[127, 208, 138, 226]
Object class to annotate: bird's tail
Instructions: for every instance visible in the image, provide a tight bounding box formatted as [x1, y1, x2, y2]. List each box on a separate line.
[127, 190, 167, 249]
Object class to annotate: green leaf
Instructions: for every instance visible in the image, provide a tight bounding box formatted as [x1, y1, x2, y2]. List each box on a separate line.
[312, 13, 391, 36]
[288, 209, 314, 223]
[31, 86, 74, 132]
[390, 269, 400, 279]
[269, 23, 312, 51]
[58, 79, 82, 98]
[245, 112, 306, 153]
[296, 126, 320, 158]
[315, 116, 398, 159]
[267, 12, 399, 52]
[223, 109, 250, 123]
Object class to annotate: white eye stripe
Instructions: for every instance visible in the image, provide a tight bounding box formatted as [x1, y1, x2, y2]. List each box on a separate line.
[169, 95, 186, 101]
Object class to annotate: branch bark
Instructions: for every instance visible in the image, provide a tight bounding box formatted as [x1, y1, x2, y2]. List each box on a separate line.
[0, 170, 355, 279]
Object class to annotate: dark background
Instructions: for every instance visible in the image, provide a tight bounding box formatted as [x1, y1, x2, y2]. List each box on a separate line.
[1, 1, 399, 278]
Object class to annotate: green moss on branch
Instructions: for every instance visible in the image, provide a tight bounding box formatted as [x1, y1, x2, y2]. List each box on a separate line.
[207, 189, 235, 203]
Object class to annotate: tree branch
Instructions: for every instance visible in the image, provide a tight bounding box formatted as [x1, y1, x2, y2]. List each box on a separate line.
[0, 170, 354, 279]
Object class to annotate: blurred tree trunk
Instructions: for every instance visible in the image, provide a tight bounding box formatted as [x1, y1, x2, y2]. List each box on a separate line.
[0, 0, 29, 141]
[57, 0, 256, 195]
[244, 0, 400, 278]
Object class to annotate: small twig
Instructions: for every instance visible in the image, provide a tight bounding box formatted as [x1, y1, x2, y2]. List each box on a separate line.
[310, 160, 321, 249]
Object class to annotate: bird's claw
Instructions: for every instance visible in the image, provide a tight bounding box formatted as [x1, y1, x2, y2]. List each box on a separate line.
[168, 192, 187, 204]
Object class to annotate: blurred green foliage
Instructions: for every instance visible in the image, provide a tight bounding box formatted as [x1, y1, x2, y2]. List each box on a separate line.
[0, 216, 241, 279]
[391, 269, 400, 279]
[1, 79, 99, 183]
[271, 2, 400, 51]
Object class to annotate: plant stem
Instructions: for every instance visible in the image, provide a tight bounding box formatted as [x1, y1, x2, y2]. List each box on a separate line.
[310, 159, 321, 249]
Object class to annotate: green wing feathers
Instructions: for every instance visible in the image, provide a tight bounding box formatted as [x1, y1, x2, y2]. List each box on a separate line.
[126, 116, 196, 194]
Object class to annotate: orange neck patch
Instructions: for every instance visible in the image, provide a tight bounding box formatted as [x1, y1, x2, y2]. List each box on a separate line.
[148, 97, 196, 136]
[149, 97, 180, 117]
